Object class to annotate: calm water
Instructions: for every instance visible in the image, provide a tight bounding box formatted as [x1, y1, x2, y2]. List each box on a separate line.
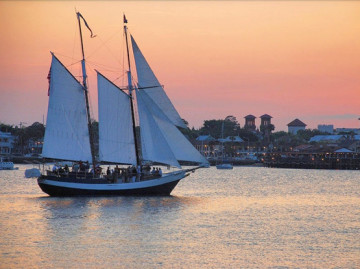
[0, 165, 359, 268]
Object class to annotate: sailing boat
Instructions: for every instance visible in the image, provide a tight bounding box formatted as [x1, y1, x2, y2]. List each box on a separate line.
[216, 121, 233, 169]
[37, 13, 208, 196]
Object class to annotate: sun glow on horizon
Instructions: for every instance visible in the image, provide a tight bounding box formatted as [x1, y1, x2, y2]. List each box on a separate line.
[1, 1, 360, 130]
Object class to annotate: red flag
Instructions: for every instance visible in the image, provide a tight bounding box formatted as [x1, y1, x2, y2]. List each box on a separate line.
[47, 68, 51, 96]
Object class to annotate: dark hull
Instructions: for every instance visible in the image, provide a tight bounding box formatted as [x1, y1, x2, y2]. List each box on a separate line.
[38, 179, 181, 196]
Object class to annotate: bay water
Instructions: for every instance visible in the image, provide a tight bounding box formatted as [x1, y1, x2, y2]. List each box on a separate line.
[1, 165, 359, 268]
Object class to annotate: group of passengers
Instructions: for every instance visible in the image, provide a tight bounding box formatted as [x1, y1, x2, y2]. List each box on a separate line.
[141, 165, 163, 177]
[51, 161, 97, 175]
[105, 165, 163, 182]
[51, 161, 163, 181]
[71, 161, 91, 173]
[52, 163, 69, 174]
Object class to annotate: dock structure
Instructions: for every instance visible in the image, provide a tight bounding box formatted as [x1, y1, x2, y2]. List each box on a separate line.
[263, 152, 360, 170]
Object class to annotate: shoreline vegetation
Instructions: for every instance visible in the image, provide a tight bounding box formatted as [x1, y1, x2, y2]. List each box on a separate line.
[2, 117, 360, 170]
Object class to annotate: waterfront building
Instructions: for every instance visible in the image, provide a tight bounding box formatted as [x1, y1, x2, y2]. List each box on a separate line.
[260, 114, 274, 143]
[216, 136, 245, 158]
[287, 119, 306, 134]
[318, 124, 334, 134]
[27, 138, 43, 155]
[335, 128, 360, 135]
[0, 131, 16, 155]
[260, 114, 272, 127]
[309, 135, 345, 143]
[347, 141, 360, 153]
[244, 115, 256, 131]
[195, 135, 215, 157]
[222, 136, 244, 143]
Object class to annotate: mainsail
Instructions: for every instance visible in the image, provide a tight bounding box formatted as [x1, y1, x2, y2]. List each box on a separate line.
[131, 35, 187, 129]
[42, 54, 92, 162]
[97, 72, 137, 165]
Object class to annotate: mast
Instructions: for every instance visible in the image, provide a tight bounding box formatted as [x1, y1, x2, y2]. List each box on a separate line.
[124, 14, 141, 166]
[76, 12, 97, 169]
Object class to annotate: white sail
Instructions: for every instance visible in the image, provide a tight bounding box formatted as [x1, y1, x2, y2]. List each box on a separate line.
[131, 35, 186, 129]
[137, 90, 208, 166]
[97, 72, 137, 165]
[137, 89, 181, 168]
[42, 54, 92, 162]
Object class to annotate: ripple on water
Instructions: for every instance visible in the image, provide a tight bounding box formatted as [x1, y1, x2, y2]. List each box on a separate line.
[0, 165, 360, 268]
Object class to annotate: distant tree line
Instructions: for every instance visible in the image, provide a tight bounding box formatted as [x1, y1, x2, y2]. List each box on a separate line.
[1, 116, 335, 156]
[1, 122, 45, 153]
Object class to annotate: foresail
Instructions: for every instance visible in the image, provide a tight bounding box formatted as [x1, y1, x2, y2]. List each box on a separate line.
[137, 90, 181, 168]
[137, 90, 208, 166]
[97, 72, 137, 165]
[42, 54, 92, 162]
[130, 35, 186, 129]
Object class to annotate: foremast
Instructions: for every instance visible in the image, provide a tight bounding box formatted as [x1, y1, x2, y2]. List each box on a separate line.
[124, 15, 141, 167]
[76, 12, 97, 169]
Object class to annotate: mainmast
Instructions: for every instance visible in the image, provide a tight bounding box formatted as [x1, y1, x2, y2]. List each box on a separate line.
[124, 14, 141, 166]
[76, 12, 97, 169]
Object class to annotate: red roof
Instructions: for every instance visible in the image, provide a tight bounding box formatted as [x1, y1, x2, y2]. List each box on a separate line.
[287, 119, 306, 127]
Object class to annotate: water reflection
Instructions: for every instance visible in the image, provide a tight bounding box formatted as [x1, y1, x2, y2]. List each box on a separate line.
[31, 195, 205, 268]
[1, 165, 360, 268]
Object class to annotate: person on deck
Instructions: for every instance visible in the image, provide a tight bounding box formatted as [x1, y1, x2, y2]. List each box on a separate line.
[106, 166, 111, 176]
[72, 163, 79, 172]
[114, 165, 120, 174]
[64, 164, 69, 173]
[143, 165, 151, 175]
[79, 161, 85, 172]
[131, 166, 137, 175]
[95, 164, 102, 175]
[52, 164, 59, 173]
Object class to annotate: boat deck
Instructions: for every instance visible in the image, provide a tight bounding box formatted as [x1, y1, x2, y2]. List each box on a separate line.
[40, 171, 163, 184]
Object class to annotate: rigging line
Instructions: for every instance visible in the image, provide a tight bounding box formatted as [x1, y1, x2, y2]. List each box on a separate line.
[86, 60, 122, 72]
[52, 51, 81, 62]
[90, 29, 120, 55]
[131, 73, 138, 88]
[122, 31, 126, 87]
[87, 30, 123, 65]
[112, 74, 126, 85]
[67, 60, 82, 67]
[85, 62, 119, 86]
[127, 28, 136, 83]
[138, 85, 163, 90]
[52, 51, 83, 71]
[71, 17, 78, 75]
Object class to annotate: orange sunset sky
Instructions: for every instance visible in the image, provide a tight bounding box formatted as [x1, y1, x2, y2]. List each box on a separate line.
[0, 1, 359, 131]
